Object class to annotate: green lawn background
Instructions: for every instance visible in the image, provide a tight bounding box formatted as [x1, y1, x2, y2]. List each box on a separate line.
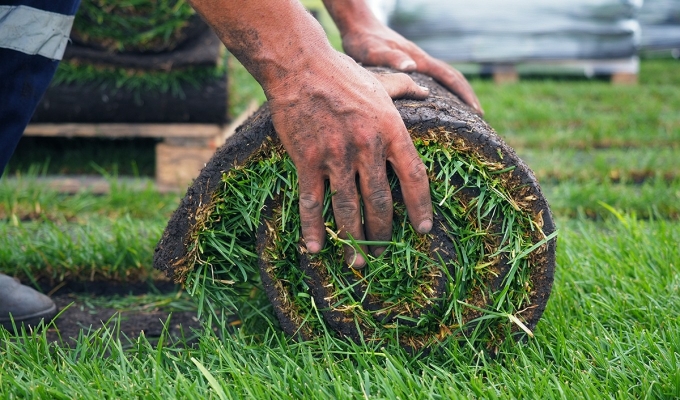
[1, 16, 679, 398]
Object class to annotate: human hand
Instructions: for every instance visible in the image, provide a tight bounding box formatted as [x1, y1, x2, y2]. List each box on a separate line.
[341, 23, 483, 115]
[266, 51, 433, 268]
[321, 0, 482, 115]
[186, 0, 433, 268]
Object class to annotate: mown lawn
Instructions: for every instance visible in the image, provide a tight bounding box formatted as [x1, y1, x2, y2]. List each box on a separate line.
[1, 58, 679, 398]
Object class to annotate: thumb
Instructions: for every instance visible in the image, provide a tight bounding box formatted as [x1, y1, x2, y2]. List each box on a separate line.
[373, 72, 430, 100]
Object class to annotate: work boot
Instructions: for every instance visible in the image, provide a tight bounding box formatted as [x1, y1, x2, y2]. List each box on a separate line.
[0, 273, 57, 331]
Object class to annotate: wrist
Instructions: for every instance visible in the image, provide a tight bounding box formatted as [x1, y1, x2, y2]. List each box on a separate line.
[252, 23, 337, 95]
[239, 13, 336, 94]
[264, 50, 358, 104]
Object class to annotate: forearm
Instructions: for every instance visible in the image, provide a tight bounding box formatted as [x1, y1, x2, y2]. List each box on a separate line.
[188, 0, 334, 93]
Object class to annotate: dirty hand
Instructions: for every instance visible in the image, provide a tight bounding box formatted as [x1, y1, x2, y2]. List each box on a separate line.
[267, 51, 432, 267]
[324, 0, 483, 115]
[187, 0, 432, 267]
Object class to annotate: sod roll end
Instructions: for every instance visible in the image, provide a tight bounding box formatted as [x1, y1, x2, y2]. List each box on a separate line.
[154, 68, 557, 353]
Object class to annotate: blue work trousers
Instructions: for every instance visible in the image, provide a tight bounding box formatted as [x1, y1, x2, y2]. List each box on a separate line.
[0, 0, 80, 176]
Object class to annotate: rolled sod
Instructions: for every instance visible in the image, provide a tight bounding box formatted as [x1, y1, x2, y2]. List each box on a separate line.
[154, 69, 557, 352]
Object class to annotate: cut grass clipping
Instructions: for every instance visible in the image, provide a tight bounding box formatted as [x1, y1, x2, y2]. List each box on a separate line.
[154, 69, 557, 353]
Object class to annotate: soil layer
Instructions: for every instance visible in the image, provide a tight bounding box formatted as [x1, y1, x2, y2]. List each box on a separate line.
[3, 281, 203, 346]
[44, 294, 202, 346]
[32, 73, 228, 124]
[64, 27, 222, 70]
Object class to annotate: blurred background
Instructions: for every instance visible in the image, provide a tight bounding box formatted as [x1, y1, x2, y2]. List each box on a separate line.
[4, 0, 679, 186]
[2, 2, 679, 396]
[1, 0, 679, 283]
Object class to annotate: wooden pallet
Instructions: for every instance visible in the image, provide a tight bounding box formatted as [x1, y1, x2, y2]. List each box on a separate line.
[22, 123, 218, 192]
[452, 57, 639, 84]
[23, 101, 259, 193]
[23, 102, 258, 192]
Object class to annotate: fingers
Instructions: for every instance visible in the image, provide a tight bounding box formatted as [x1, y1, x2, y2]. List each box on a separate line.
[358, 161, 393, 257]
[341, 27, 484, 114]
[387, 129, 433, 234]
[301, 166, 390, 268]
[423, 58, 484, 115]
[298, 173, 327, 255]
[362, 47, 417, 72]
[329, 174, 367, 268]
[298, 118, 430, 268]
[373, 72, 430, 100]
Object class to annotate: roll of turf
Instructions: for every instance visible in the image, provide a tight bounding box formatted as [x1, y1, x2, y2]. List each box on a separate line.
[154, 69, 557, 353]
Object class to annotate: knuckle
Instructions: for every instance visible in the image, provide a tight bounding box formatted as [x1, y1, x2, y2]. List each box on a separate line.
[366, 189, 392, 214]
[324, 141, 343, 157]
[407, 156, 428, 181]
[365, 47, 384, 61]
[353, 133, 384, 156]
[392, 72, 409, 81]
[333, 199, 360, 220]
[353, 137, 373, 152]
[299, 193, 321, 211]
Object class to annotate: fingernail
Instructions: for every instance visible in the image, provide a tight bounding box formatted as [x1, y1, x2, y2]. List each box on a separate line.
[417, 219, 433, 234]
[419, 85, 430, 92]
[350, 252, 366, 269]
[306, 241, 321, 253]
[399, 60, 416, 70]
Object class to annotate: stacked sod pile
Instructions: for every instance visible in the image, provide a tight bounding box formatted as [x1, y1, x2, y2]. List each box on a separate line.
[70, 0, 200, 53]
[32, 0, 228, 124]
[154, 69, 557, 353]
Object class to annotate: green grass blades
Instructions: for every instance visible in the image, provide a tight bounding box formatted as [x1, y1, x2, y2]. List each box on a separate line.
[52, 59, 227, 100]
[186, 137, 552, 352]
[0, 215, 166, 282]
[3, 215, 679, 399]
[3, 54, 679, 399]
[468, 59, 680, 150]
[72, 0, 196, 52]
[517, 147, 680, 183]
[0, 175, 179, 282]
[0, 174, 179, 222]
[543, 179, 680, 220]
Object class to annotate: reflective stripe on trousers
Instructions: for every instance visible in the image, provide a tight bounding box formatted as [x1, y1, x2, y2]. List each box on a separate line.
[0, 5, 75, 60]
[0, 0, 81, 176]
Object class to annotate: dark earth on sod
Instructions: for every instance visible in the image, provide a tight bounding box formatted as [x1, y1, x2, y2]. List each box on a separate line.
[27, 281, 204, 346]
